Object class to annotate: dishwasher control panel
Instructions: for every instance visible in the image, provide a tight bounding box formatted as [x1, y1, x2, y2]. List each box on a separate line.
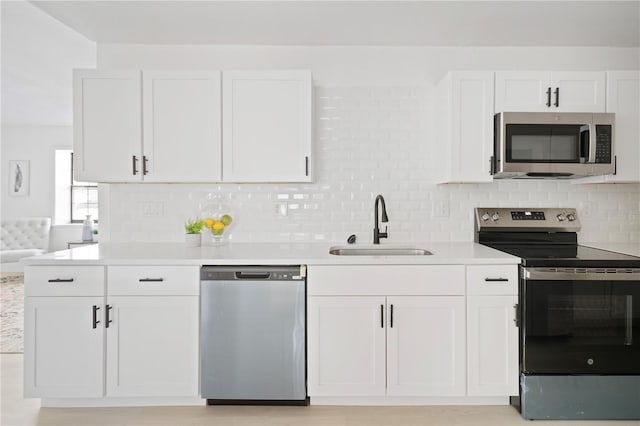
[201, 265, 305, 281]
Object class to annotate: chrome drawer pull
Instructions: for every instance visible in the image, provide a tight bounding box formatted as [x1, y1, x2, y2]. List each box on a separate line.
[139, 278, 164, 282]
[484, 277, 509, 282]
[48, 278, 74, 283]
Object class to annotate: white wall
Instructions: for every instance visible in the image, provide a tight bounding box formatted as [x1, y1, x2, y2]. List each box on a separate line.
[1, 126, 70, 218]
[0, 126, 83, 250]
[1, 0, 95, 249]
[1, 0, 96, 126]
[96, 44, 640, 245]
[98, 45, 639, 86]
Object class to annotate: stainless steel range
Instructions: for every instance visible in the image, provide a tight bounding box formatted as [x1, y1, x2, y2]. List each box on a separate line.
[475, 208, 640, 420]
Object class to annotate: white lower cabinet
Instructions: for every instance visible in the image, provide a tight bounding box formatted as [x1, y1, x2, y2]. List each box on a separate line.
[466, 295, 518, 396]
[105, 296, 199, 397]
[308, 295, 466, 397]
[387, 296, 465, 396]
[307, 265, 467, 398]
[307, 296, 386, 396]
[24, 265, 200, 401]
[105, 266, 199, 397]
[466, 265, 519, 397]
[24, 296, 105, 398]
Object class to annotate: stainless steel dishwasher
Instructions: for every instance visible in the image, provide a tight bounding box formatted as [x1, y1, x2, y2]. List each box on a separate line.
[200, 265, 307, 405]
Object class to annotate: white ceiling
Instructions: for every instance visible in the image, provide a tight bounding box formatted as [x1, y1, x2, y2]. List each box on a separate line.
[30, 0, 640, 47]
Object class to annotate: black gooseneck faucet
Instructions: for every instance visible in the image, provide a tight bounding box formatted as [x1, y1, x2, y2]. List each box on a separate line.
[373, 194, 389, 244]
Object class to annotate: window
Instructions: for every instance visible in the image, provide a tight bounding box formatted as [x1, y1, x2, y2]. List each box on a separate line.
[55, 150, 98, 224]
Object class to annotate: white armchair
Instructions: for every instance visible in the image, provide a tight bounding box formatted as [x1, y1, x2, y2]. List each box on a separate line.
[1, 217, 51, 272]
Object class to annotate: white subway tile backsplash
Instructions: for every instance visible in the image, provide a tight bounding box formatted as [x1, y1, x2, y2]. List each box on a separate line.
[104, 86, 640, 245]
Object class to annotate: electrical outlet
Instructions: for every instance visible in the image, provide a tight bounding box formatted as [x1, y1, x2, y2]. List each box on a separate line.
[579, 201, 594, 218]
[140, 201, 164, 217]
[274, 202, 288, 217]
[432, 200, 450, 218]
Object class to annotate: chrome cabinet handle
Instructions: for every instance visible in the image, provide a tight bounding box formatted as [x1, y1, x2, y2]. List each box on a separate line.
[546, 87, 552, 107]
[484, 277, 509, 282]
[380, 304, 384, 328]
[554, 87, 560, 107]
[143, 155, 149, 175]
[48, 278, 74, 283]
[305, 156, 309, 177]
[132, 155, 139, 175]
[139, 278, 164, 282]
[390, 304, 394, 328]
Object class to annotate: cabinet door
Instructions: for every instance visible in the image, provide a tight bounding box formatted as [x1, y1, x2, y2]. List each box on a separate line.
[551, 72, 606, 112]
[605, 71, 640, 182]
[73, 70, 142, 182]
[449, 71, 494, 183]
[142, 70, 222, 182]
[467, 295, 519, 396]
[105, 296, 199, 397]
[495, 71, 605, 113]
[307, 296, 386, 396]
[222, 70, 312, 182]
[495, 71, 550, 112]
[386, 296, 466, 396]
[24, 297, 104, 398]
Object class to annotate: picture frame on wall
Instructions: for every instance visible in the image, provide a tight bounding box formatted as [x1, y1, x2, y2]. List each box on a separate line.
[9, 160, 29, 197]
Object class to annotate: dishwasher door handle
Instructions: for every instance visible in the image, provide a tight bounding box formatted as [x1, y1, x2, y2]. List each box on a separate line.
[234, 271, 271, 280]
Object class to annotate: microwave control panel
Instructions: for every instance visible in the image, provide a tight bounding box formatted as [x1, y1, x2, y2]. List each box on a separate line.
[595, 125, 612, 163]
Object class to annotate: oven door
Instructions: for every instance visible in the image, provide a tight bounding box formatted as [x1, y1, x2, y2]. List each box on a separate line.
[521, 267, 640, 374]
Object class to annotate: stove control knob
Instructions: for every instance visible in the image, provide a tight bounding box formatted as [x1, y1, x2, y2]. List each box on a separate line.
[557, 213, 566, 222]
[567, 213, 576, 222]
[491, 212, 500, 222]
[481, 212, 491, 222]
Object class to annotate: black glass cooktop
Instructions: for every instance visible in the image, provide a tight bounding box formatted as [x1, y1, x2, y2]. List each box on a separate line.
[484, 243, 640, 268]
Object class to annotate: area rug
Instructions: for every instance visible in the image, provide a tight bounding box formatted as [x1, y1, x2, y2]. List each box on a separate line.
[1, 272, 24, 353]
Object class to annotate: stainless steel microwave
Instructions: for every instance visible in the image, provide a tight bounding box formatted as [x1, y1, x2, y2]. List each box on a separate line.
[492, 112, 615, 179]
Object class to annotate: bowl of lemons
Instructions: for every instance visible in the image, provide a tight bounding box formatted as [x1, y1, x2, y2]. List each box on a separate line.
[201, 205, 235, 246]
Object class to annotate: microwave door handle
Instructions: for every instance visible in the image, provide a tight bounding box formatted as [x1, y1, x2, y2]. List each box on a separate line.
[588, 123, 597, 163]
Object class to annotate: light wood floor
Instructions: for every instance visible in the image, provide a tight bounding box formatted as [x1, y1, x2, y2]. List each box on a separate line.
[2, 354, 635, 426]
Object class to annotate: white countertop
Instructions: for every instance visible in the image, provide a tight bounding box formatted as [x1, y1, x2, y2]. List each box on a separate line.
[582, 242, 640, 257]
[22, 241, 520, 266]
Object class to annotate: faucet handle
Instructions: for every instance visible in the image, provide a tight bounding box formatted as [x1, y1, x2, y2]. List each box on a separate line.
[380, 226, 388, 239]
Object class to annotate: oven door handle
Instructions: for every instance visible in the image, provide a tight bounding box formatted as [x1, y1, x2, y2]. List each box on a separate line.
[524, 267, 640, 281]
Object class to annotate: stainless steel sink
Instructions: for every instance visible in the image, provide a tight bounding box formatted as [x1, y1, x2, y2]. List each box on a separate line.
[329, 246, 433, 256]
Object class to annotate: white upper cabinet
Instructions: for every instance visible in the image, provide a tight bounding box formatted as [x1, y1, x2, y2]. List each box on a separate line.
[142, 71, 222, 182]
[495, 71, 606, 112]
[436, 71, 495, 183]
[222, 70, 312, 182]
[577, 71, 640, 184]
[604, 71, 640, 182]
[73, 70, 142, 182]
[74, 69, 312, 183]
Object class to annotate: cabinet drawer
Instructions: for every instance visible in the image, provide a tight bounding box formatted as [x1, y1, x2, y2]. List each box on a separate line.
[307, 265, 465, 296]
[108, 266, 199, 296]
[466, 265, 518, 295]
[25, 266, 104, 297]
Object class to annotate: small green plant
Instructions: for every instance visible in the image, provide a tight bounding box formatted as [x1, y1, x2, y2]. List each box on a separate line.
[184, 218, 204, 234]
